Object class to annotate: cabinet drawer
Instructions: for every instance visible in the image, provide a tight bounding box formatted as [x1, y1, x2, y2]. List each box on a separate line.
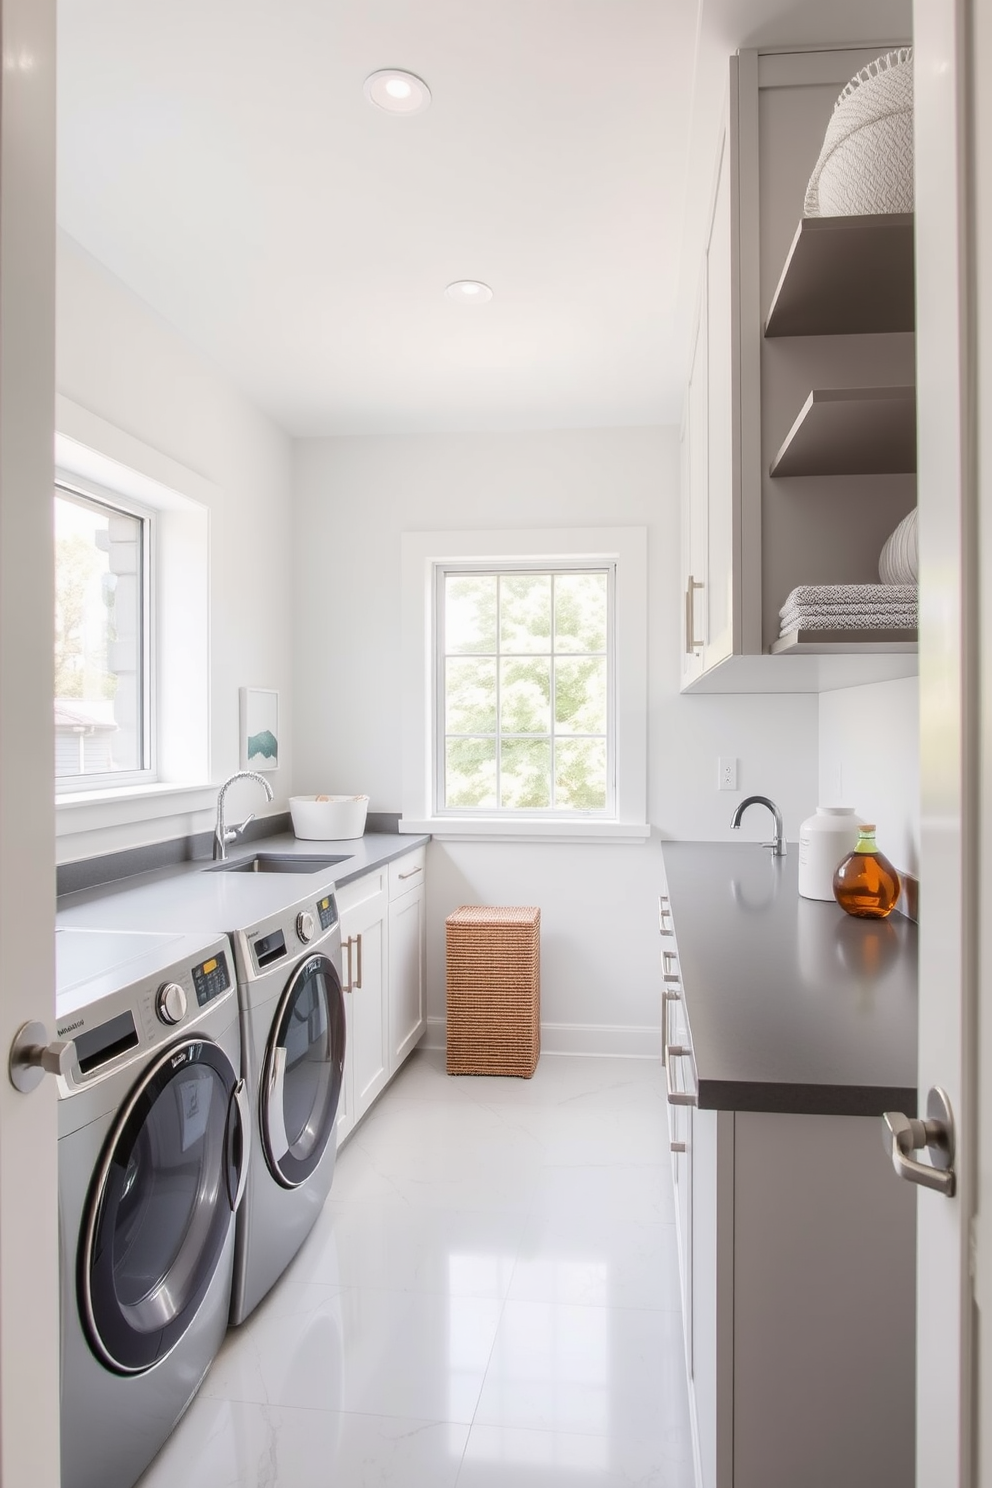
[389, 846, 426, 900]
[336, 869, 386, 920]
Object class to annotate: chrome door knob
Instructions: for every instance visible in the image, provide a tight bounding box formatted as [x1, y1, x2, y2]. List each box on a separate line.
[882, 1086, 956, 1197]
[9, 1021, 74, 1093]
[156, 981, 188, 1025]
[296, 911, 315, 944]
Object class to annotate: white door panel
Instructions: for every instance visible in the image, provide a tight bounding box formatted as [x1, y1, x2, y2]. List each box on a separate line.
[0, 0, 60, 1481]
[912, 2, 975, 1482]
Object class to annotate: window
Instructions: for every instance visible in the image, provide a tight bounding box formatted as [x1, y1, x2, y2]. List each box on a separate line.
[54, 481, 152, 788]
[400, 527, 648, 841]
[438, 566, 613, 815]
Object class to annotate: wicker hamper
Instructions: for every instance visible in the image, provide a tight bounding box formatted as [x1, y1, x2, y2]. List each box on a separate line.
[445, 905, 541, 1077]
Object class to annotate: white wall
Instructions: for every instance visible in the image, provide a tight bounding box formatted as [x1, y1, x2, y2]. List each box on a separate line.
[819, 676, 920, 877]
[55, 234, 295, 861]
[294, 427, 819, 1048]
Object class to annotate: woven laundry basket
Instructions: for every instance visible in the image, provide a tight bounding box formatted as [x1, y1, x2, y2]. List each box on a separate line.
[445, 905, 541, 1077]
[805, 49, 914, 217]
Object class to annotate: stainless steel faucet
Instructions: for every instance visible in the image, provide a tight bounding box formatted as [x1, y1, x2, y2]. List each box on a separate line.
[730, 794, 786, 857]
[213, 771, 274, 860]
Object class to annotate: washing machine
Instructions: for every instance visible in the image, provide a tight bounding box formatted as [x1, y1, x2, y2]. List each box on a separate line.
[60, 876, 347, 1326]
[56, 926, 249, 1488]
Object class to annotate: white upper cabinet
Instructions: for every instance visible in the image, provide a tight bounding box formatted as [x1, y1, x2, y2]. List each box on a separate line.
[680, 48, 920, 695]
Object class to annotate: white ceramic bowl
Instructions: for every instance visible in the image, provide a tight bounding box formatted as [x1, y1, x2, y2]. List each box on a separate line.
[289, 794, 369, 841]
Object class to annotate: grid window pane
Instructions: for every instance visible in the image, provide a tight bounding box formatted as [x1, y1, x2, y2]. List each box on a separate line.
[445, 737, 498, 808]
[555, 738, 608, 810]
[554, 572, 608, 653]
[500, 738, 552, 809]
[499, 657, 551, 735]
[554, 657, 607, 735]
[440, 566, 611, 815]
[499, 574, 552, 654]
[446, 658, 498, 734]
[445, 574, 497, 654]
[55, 490, 144, 779]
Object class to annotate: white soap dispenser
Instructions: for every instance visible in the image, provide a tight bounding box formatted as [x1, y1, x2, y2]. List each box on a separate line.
[798, 806, 861, 900]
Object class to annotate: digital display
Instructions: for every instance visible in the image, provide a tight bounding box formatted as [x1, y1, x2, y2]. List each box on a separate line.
[317, 894, 338, 931]
[75, 1010, 139, 1075]
[192, 950, 231, 1007]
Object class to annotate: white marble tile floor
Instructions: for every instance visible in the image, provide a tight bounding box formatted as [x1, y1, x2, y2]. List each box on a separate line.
[137, 1049, 694, 1488]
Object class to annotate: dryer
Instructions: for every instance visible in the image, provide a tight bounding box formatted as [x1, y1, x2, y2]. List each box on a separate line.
[56, 926, 249, 1488]
[227, 889, 345, 1323]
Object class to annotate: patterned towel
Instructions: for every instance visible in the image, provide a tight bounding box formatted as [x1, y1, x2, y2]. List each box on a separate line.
[780, 610, 917, 633]
[780, 584, 917, 618]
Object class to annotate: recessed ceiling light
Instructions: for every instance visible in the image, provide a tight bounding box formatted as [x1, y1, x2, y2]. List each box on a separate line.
[445, 280, 493, 304]
[364, 69, 431, 115]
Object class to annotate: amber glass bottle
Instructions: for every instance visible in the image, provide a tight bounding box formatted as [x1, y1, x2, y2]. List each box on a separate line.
[832, 824, 901, 919]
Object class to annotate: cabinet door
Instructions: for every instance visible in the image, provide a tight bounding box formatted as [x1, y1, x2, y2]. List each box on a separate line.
[338, 875, 390, 1132]
[682, 290, 709, 688]
[388, 883, 426, 1072]
[704, 122, 734, 671]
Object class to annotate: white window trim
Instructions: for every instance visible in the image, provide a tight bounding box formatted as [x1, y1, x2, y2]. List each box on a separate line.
[54, 474, 156, 792]
[54, 395, 215, 828]
[400, 527, 649, 843]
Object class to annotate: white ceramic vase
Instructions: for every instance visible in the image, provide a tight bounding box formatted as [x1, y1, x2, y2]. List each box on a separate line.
[798, 806, 862, 901]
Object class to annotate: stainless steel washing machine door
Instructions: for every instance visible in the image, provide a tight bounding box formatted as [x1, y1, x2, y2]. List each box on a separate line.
[260, 952, 346, 1188]
[79, 1037, 250, 1375]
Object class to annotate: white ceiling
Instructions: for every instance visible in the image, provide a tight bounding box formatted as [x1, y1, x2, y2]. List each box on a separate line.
[57, 0, 913, 438]
[58, 0, 700, 436]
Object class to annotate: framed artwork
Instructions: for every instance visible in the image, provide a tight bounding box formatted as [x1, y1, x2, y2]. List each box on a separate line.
[240, 688, 279, 772]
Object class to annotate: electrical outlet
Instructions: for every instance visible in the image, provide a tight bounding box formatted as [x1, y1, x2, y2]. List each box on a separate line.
[718, 757, 738, 791]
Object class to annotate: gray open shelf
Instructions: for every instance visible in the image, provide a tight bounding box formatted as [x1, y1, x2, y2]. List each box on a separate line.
[770, 385, 917, 477]
[764, 214, 915, 337]
[771, 628, 917, 656]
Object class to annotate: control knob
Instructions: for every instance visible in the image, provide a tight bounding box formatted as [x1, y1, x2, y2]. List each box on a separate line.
[296, 910, 315, 945]
[156, 981, 188, 1026]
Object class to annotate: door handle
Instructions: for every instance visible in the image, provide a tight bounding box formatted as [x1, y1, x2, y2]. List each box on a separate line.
[9, 1021, 74, 1093]
[685, 575, 704, 655]
[354, 932, 363, 990]
[882, 1086, 956, 1197]
[267, 1045, 291, 1162]
[342, 935, 353, 993]
[228, 1078, 252, 1211]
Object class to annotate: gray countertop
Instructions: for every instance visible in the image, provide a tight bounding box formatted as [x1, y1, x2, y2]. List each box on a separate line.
[661, 842, 918, 1117]
[57, 831, 429, 934]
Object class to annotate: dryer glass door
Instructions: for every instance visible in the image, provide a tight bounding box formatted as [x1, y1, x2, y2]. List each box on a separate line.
[80, 1037, 241, 1374]
[262, 952, 345, 1187]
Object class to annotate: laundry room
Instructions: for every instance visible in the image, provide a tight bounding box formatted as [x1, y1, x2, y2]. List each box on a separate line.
[1, 0, 989, 1485]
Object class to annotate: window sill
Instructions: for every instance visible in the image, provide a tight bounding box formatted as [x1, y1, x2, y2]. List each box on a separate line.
[55, 781, 216, 837]
[399, 817, 652, 844]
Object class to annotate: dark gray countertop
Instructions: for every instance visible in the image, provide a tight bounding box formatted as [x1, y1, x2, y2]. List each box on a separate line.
[57, 831, 429, 932]
[661, 842, 918, 1117]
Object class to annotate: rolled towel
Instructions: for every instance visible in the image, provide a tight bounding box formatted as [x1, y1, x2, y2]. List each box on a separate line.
[879, 508, 918, 585]
[780, 583, 916, 617]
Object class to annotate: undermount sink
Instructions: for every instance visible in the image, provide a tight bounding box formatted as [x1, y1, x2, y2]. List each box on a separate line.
[208, 853, 351, 875]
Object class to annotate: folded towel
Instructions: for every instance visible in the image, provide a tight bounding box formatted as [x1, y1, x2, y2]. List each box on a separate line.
[780, 583, 917, 618]
[780, 610, 917, 633]
[782, 600, 917, 621]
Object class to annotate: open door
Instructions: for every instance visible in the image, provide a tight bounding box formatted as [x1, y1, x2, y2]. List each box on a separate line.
[0, 0, 60, 1482]
[900, 1, 984, 1482]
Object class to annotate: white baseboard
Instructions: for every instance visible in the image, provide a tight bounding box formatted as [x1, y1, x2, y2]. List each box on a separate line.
[423, 1016, 660, 1060]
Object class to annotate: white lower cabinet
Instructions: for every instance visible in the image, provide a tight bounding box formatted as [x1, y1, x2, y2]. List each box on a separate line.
[681, 1105, 916, 1488]
[335, 848, 427, 1146]
[387, 879, 426, 1071]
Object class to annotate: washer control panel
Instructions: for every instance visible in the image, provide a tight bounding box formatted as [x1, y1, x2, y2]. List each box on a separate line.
[155, 981, 188, 1025]
[296, 910, 315, 944]
[191, 951, 231, 1008]
[317, 893, 338, 931]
